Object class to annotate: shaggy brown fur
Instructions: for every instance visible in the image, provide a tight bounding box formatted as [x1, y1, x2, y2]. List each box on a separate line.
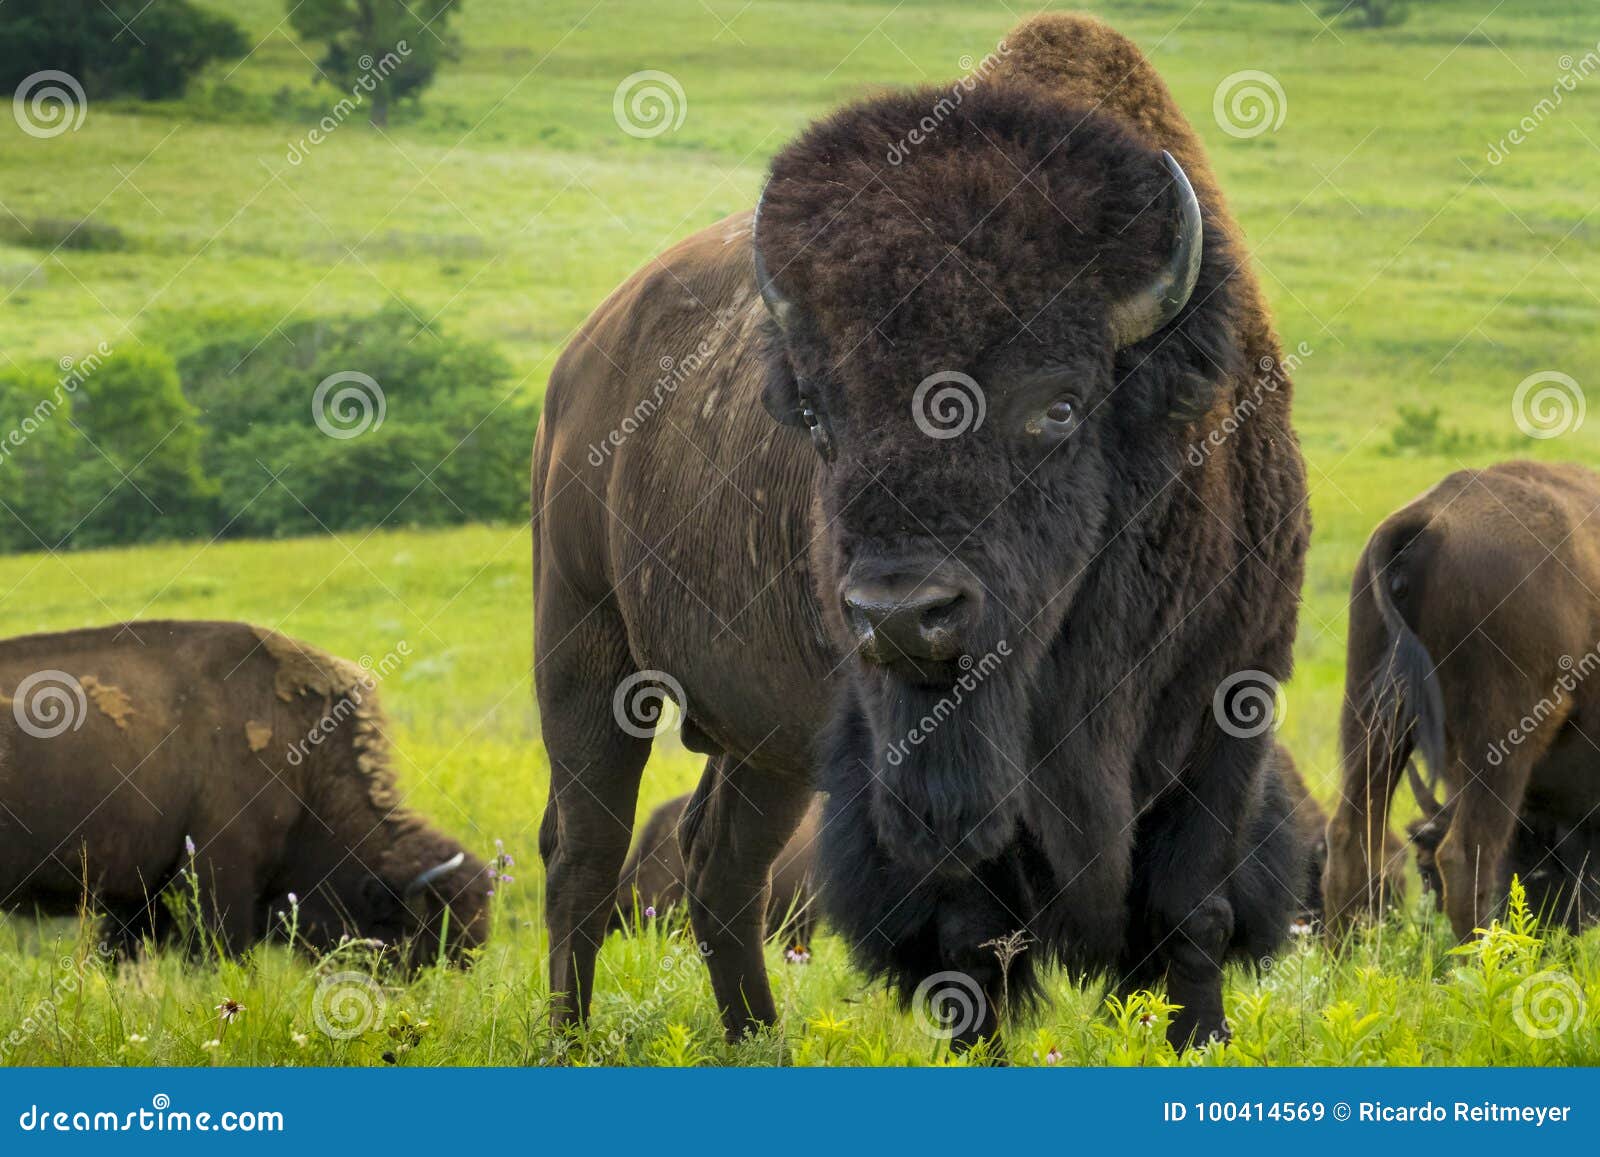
[0, 621, 490, 961]
[533, 13, 1309, 1051]
[1324, 462, 1600, 939]
[612, 793, 819, 948]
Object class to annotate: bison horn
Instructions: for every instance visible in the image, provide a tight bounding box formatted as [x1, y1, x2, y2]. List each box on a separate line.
[404, 851, 465, 897]
[751, 185, 797, 331]
[1108, 150, 1204, 350]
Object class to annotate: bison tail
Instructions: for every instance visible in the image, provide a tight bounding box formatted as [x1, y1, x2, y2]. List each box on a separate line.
[1367, 519, 1447, 792]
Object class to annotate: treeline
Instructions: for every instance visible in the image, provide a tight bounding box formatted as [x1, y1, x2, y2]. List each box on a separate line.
[0, 307, 536, 553]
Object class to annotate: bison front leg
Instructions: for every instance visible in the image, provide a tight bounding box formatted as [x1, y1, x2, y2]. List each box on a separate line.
[1136, 729, 1271, 1050]
[535, 584, 653, 1040]
[680, 756, 812, 1043]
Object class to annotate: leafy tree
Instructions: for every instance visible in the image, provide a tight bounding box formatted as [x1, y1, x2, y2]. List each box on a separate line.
[286, 0, 461, 127]
[0, 0, 248, 101]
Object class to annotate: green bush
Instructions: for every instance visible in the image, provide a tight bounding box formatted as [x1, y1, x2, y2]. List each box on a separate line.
[174, 306, 535, 538]
[0, 307, 536, 553]
[0, 0, 249, 101]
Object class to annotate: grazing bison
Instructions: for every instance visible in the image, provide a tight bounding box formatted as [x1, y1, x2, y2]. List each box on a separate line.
[1407, 769, 1600, 931]
[534, 13, 1310, 1050]
[612, 792, 820, 950]
[0, 621, 490, 962]
[1324, 461, 1600, 940]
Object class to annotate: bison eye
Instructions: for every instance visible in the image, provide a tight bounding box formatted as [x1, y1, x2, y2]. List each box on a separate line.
[1033, 396, 1081, 440]
[800, 401, 819, 429]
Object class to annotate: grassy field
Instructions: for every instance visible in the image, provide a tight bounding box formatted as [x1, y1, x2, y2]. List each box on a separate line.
[1, 0, 1598, 1064]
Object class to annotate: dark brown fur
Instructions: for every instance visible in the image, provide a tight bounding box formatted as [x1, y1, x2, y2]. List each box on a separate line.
[0, 621, 490, 961]
[534, 14, 1309, 1050]
[1324, 461, 1600, 939]
[612, 793, 819, 948]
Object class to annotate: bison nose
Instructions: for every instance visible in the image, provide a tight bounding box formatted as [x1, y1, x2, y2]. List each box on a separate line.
[843, 576, 978, 665]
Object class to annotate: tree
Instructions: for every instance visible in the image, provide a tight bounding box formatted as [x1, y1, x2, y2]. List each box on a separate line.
[286, 0, 461, 127]
[0, 0, 248, 101]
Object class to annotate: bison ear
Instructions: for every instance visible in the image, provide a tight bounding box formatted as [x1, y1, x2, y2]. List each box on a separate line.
[759, 334, 808, 429]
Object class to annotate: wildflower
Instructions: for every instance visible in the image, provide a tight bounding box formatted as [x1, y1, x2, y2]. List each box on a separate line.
[1044, 1047, 1061, 1065]
[1289, 919, 1313, 937]
[184, 835, 196, 857]
[127, 1033, 148, 1045]
[644, 905, 657, 919]
[201, 1039, 221, 1051]
[500, 874, 514, 884]
[1138, 1011, 1158, 1029]
[291, 1032, 309, 1048]
[216, 999, 245, 1023]
[784, 943, 811, 965]
[287, 892, 299, 907]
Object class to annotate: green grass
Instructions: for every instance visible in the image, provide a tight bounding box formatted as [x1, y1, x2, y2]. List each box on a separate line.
[1, 0, 1599, 1064]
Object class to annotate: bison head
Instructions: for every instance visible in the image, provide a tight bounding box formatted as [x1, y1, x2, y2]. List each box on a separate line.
[297, 833, 491, 967]
[752, 84, 1240, 873]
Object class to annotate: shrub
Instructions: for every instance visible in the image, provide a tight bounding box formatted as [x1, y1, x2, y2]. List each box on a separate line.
[0, 0, 248, 101]
[172, 305, 536, 539]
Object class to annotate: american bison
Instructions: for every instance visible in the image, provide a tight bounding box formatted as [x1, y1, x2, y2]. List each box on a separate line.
[1406, 768, 1599, 931]
[0, 621, 490, 962]
[1324, 461, 1600, 940]
[612, 792, 819, 950]
[534, 13, 1311, 1050]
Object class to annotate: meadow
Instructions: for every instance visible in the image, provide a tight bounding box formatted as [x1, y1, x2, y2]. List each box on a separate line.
[0, 0, 1597, 1064]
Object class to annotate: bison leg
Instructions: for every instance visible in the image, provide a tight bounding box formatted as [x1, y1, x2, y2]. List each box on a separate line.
[1435, 745, 1539, 940]
[535, 586, 653, 1037]
[680, 755, 811, 1043]
[1323, 702, 1413, 937]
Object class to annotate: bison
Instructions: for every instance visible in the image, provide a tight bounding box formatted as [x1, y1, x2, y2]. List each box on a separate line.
[534, 13, 1311, 1051]
[0, 620, 490, 962]
[1324, 461, 1600, 940]
[1407, 769, 1600, 931]
[612, 792, 819, 950]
